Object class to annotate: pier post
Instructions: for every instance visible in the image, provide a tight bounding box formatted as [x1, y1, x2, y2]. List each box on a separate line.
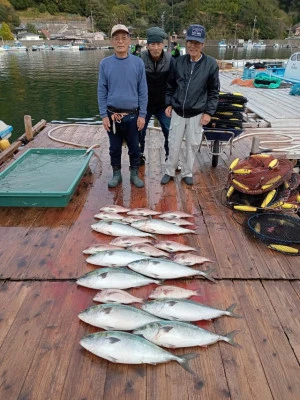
[250, 136, 260, 154]
[24, 115, 34, 141]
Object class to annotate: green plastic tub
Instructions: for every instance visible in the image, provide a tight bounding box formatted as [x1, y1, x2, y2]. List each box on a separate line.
[0, 148, 93, 207]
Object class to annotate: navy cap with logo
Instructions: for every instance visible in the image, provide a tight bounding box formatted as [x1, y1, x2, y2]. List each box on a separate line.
[186, 24, 206, 43]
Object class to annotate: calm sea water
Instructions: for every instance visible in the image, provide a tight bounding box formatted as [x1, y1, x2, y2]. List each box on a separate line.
[0, 46, 294, 142]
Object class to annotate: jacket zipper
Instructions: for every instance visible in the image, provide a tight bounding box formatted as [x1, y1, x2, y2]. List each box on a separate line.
[182, 66, 194, 118]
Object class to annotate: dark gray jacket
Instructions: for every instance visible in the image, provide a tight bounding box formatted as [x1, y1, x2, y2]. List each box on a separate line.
[141, 50, 173, 112]
[166, 53, 219, 117]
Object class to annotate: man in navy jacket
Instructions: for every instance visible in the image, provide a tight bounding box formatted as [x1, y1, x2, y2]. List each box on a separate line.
[161, 24, 219, 186]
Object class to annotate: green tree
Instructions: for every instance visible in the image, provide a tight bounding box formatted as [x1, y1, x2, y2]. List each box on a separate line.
[0, 21, 14, 39]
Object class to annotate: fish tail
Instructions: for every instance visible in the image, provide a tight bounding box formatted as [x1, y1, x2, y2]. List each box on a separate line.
[226, 303, 243, 318]
[224, 330, 242, 348]
[202, 268, 216, 283]
[177, 353, 199, 376]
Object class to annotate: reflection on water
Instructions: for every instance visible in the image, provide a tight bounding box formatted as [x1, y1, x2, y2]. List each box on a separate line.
[0, 46, 294, 142]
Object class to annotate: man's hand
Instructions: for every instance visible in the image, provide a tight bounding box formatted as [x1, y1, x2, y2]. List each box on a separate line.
[200, 113, 211, 126]
[137, 117, 145, 131]
[165, 106, 172, 118]
[102, 116, 110, 131]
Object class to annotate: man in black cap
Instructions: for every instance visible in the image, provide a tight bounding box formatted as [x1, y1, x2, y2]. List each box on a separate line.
[139, 26, 173, 165]
[161, 24, 219, 186]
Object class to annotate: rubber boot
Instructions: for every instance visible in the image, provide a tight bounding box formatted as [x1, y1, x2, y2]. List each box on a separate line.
[108, 167, 122, 188]
[130, 167, 144, 188]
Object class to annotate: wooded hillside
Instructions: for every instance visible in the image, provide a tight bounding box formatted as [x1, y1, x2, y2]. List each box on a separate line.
[2, 0, 300, 39]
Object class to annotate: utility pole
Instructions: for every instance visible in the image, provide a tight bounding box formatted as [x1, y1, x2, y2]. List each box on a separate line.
[172, 0, 174, 33]
[251, 15, 257, 41]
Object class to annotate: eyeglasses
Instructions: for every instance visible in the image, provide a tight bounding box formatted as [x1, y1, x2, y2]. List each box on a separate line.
[112, 35, 129, 42]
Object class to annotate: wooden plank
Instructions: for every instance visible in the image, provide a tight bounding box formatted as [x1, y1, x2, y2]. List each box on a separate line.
[233, 281, 300, 399]
[0, 282, 30, 346]
[0, 282, 57, 398]
[211, 280, 274, 400]
[263, 280, 300, 363]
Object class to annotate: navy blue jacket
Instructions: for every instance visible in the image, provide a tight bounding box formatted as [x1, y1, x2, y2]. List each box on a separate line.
[166, 53, 219, 117]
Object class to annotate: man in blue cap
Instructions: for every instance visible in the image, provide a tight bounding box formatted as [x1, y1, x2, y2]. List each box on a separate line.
[139, 27, 173, 165]
[161, 24, 219, 186]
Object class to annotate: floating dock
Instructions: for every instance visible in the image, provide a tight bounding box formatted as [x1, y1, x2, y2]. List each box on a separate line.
[0, 117, 299, 399]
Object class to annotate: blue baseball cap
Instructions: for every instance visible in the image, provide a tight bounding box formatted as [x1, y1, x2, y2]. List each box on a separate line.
[186, 24, 206, 43]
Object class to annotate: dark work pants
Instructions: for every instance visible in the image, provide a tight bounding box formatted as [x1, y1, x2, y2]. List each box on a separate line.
[139, 109, 171, 157]
[107, 112, 140, 169]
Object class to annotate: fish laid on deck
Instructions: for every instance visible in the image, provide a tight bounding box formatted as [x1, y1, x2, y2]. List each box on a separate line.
[86, 249, 151, 267]
[131, 219, 196, 235]
[99, 205, 131, 213]
[127, 208, 161, 216]
[173, 253, 214, 265]
[93, 289, 145, 304]
[149, 285, 202, 299]
[127, 243, 171, 258]
[76, 267, 162, 290]
[83, 244, 123, 254]
[154, 240, 199, 252]
[78, 303, 162, 330]
[142, 299, 242, 321]
[164, 218, 195, 226]
[110, 236, 154, 247]
[91, 220, 155, 237]
[80, 331, 198, 375]
[159, 211, 194, 219]
[94, 211, 125, 221]
[133, 320, 241, 348]
[127, 258, 215, 282]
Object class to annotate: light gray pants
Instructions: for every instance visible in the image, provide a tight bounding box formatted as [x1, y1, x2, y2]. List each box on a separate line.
[165, 110, 203, 178]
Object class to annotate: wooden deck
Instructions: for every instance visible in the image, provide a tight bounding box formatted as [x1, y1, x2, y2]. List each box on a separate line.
[219, 70, 300, 128]
[0, 123, 299, 400]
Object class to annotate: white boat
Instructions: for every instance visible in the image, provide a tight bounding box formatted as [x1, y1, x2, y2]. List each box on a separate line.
[218, 40, 227, 48]
[51, 43, 80, 51]
[9, 42, 28, 51]
[31, 43, 53, 51]
[0, 43, 28, 52]
[253, 40, 266, 49]
[267, 52, 300, 83]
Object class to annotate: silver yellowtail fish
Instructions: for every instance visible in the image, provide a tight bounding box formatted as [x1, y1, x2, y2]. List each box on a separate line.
[149, 285, 201, 299]
[83, 244, 123, 255]
[128, 259, 215, 282]
[131, 219, 196, 235]
[100, 205, 130, 213]
[110, 236, 154, 247]
[173, 254, 214, 266]
[127, 244, 170, 258]
[94, 212, 125, 221]
[133, 320, 241, 348]
[76, 267, 162, 290]
[91, 221, 155, 238]
[80, 331, 199, 375]
[163, 218, 194, 226]
[93, 289, 145, 304]
[159, 211, 194, 219]
[122, 216, 148, 224]
[86, 250, 151, 267]
[127, 208, 161, 216]
[154, 240, 198, 253]
[142, 299, 242, 321]
[78, 303, 162, 330]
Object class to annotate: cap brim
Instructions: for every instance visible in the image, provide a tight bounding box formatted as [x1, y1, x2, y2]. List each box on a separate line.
[186, 35, 205, 43]
[112, 29, 129, 35]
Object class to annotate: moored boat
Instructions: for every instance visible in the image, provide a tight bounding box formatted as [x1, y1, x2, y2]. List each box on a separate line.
[266, 52, 300, 83]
